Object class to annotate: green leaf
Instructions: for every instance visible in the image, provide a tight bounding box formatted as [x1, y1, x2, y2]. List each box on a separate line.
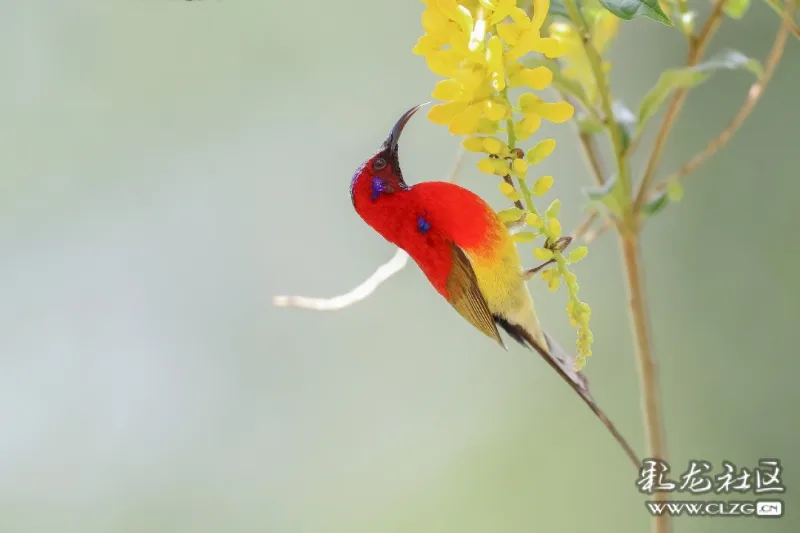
[700, 49, 763, 77]
[637, 50, 762, 131]
[643, 190, 670, 216]
[598, 0, 674, 25]
[583, 174, 625, 216]
[638, 69, 709, 130]
[611, 100, 636, 152]
[723, 0, 751, 18]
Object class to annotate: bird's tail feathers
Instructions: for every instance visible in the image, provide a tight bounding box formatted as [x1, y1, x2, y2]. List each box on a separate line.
[494, 314, 591, 397]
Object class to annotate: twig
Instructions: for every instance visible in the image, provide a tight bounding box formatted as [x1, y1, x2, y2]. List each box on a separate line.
[613, 4, 733, 525]
[658, 0, 794, 190]
[633, 0, 727, 211]
[765, 0, 800, 38]
[577, 132, 607, 187]
[557, 88, 607, 186]
[583, 218, 612, 244]
[620, 229, 669, 533]
[273, 248, 409, 310]
[571, 210, 599, 240]
[608, 3, 732, 517]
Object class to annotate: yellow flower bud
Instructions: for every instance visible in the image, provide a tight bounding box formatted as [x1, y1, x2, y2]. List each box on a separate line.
[525, 213, 543, 228]
[541, 101, 575, 123]
[512, 158, 528, 177]
[423, 49, 462, 77]
[486, 36, 505, 91]
[476, 118, 499, 134]
[482, 137, 508, 155]
[462, 136, 485, 153]
[513, 115, 541, 141]
[545, 199, 561, 218]
[498, 181, 516, 197]
[496, 20, 523, 45]
[512, 231, 537, 243]
[497, 207, 524, 223]
[526, 139, 556, 164]
[547, 217, 562, 238]
[533, 176, 554, 196]
[431, 79, 462, 101]
[533, 248, 554, 261]
[428, 101, 468, 125]
[519, 66, 553, 90]
[568, 246, 588, 263]
[495, 159, 511, 176]
[484, 98, 509, 121]
[519, 94, 575, 123]
[477, 158, 497, 174]
[449, 103, 484, 134]
[548, 276, 561, 291]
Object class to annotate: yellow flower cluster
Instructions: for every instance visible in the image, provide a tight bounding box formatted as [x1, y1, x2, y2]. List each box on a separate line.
[547, 12, 619, 106]
[413, 0, 594, 368]
[414, 0, 574, 139]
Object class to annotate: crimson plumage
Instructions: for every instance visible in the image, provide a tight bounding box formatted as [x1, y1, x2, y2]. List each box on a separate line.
[350, 104, 589, 393]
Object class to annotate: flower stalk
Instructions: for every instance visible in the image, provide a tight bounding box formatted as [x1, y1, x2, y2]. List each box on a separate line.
[414, 0, 595, 367]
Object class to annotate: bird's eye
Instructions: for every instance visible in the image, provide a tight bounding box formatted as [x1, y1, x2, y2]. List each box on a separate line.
[373, 158, 387, 170]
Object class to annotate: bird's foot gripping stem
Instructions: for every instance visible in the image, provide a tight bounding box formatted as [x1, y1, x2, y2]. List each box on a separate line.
[504, 216, 527, 235]
[523, 235, 574, 280]
[523, 259, 555, 280]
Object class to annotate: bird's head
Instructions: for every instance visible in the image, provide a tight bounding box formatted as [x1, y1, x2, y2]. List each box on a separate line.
[350, 103, 427, 204]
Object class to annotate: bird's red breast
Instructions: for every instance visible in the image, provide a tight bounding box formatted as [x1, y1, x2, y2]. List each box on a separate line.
[352, 174, 508, 301]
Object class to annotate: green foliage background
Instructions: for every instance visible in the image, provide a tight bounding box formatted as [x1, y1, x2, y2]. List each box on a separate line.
[0, 1, 797, 532]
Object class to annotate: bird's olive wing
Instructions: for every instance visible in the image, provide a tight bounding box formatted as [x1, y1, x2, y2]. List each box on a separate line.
[445, 242, 505, 348]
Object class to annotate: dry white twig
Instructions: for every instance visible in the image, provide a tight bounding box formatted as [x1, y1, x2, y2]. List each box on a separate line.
[273, 248, 409, 310]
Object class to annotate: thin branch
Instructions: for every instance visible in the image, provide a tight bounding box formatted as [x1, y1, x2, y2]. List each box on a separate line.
[273, 248, 409, 310]
[620, 229, 669, 531]
[583, 218, 612, 244]
[658, 0, 794, 190]
[633, 0, 727, 211]
[571, 210, 599, 240]
[765, 0, 800, 38]
[564, 0, 631, 196]
[557, 88, 607, 186]
[577, 132, 607, 187]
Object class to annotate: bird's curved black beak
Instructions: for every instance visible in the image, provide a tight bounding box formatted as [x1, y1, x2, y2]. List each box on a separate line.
[384, 102, 429, 154]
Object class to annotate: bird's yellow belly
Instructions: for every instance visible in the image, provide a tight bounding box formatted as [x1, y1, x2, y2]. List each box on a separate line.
[468, 233, 528, 316]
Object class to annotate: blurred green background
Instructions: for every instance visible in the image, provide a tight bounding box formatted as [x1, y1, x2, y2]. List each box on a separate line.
[1, 1, 797, 532]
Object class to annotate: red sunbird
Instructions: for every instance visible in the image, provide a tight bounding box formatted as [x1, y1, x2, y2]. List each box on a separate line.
[350, 104, 589, 395]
